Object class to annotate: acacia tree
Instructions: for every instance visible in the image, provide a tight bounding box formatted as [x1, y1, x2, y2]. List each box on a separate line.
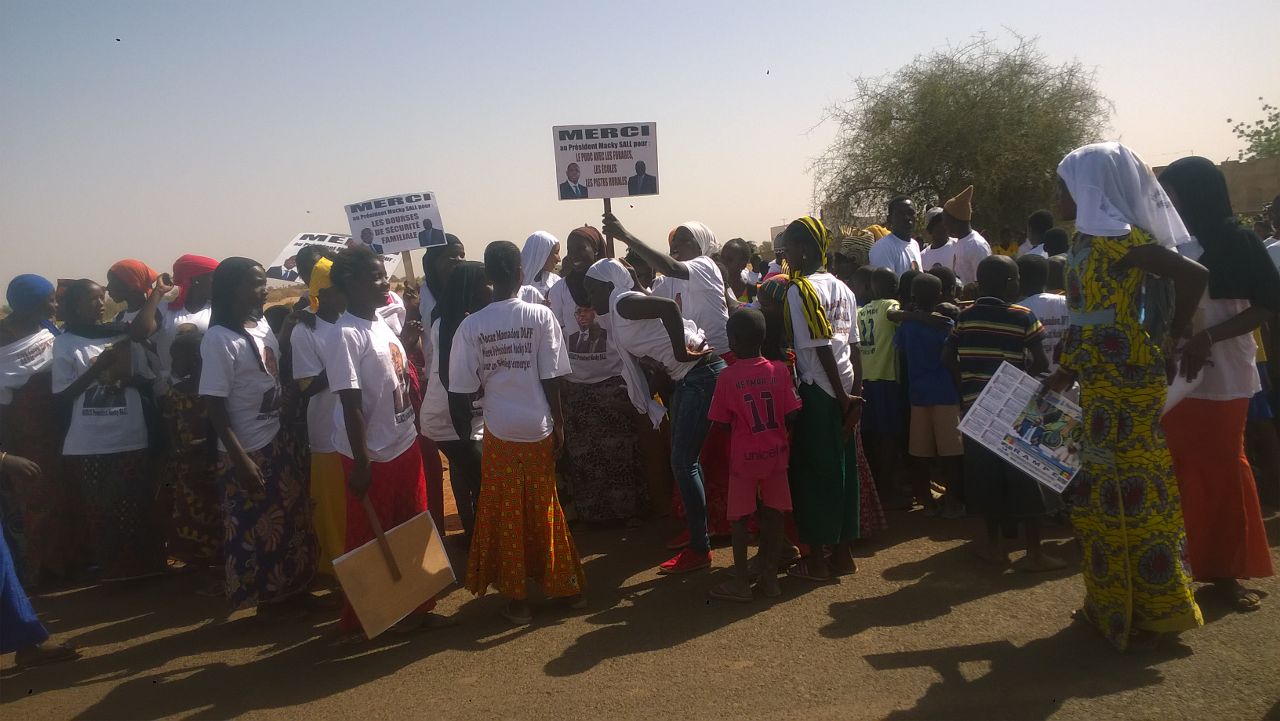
[1228, 98, 1280, 160]
[814, 35, 1111, 234]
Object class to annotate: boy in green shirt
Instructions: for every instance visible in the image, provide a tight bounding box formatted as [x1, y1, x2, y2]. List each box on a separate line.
[857, 267, 907, 506]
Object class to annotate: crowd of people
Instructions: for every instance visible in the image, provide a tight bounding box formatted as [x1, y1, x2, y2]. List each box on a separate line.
[1, 142, 1276, 666]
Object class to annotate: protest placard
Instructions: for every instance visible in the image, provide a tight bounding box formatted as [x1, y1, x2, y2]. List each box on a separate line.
[265, 233, 401, 284]
[552, 123, 658, 201]
[958, 362, 1083, 493]
[344, 193, 445, 255]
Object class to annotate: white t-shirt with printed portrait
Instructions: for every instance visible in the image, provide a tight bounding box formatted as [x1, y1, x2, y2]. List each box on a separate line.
[787, 272, 859, 398]
[650, 255, 730, 352]
[199, 320, 282, 454]
[1018, 293, 1069, 371]
[325, 314, 419, 463]
[290, 316, 340, 454]
[448, 298, 571, 443]
[547, 280, 621, 384]
[52, 334, 149, 455]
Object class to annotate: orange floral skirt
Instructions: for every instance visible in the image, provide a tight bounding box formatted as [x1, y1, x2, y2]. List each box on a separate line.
[465, 431, 585, 600]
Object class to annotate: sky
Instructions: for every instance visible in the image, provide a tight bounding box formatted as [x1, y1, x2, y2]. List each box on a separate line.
[2, 0, 1277, 291]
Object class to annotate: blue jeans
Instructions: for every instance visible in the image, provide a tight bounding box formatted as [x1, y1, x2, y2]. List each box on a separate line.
[668, 357, 725, 554]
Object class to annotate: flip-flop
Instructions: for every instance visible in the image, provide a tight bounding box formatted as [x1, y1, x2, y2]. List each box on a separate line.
[15, 642, 79, 670]
[786, 560, 832, 583]
[500, 603, 533, 626]
[1232, 587, 1267, 612]
[708, 583, 753, 603]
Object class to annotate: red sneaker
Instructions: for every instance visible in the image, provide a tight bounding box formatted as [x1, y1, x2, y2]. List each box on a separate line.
[665, 529, 691, 550]
[658, 548, 712, 575]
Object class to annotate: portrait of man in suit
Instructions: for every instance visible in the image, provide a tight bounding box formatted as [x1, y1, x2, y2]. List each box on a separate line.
[417, 218, 446, 248]
[266, 255, 300, 281]
[360, 227, 385, 254]
[627, 160, 658, 196]
[559, 162, 588, 200]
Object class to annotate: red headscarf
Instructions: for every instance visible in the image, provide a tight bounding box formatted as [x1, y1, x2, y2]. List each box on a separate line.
[169, 254, 219, 310]
[108, 259, 159, 296]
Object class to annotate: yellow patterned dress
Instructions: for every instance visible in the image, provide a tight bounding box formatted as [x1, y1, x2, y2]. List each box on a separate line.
[1059, 228, 1203, 651]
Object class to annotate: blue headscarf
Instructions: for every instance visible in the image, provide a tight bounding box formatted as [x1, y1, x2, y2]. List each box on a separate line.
[6, 274, 54, 315]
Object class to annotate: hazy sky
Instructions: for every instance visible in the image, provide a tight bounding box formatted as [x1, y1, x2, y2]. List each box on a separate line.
[2, 0, 1277, 291]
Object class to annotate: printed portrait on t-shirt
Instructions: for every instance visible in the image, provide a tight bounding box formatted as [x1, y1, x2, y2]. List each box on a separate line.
[82, 381, 127, 412]
[389, 343, 413, 423]
[568, 305, 606, 355]
[258, 346, 282, 418]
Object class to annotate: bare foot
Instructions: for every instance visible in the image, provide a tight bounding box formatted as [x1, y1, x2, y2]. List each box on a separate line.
[1014, 553, 1068, 573]
[15, 641, 79, 669]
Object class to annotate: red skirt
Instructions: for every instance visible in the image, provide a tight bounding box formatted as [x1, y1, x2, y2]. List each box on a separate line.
[339, 442, 435, 632]
[1164, 398, 1274, 581]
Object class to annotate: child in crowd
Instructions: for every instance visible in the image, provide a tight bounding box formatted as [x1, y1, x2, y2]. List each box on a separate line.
[858, 267, 907, 507]
[891, 274, 964, 518]
[1042, 228, 1071, 257]
[1015, 254, 1069, 371]
[1046, 255, 1068, 295]
[707, 309, 802, 602]
[897, 270, 921, 309]
[927, 266, 960, 306]
[161, 331, 223, 590]
[947, 256, 1062, 570]
[451, 241, 583, 625]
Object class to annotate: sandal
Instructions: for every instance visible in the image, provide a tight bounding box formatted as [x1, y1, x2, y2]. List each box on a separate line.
[1228, 586, 1267, 612]
[708, 581, 753, 603]
[786, 558, 832, 583]
[500, 602, 533, 626]
[14, 641, 79, 669]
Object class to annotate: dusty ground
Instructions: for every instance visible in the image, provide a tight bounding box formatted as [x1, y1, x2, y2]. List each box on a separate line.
[3, 498, 1278, 720]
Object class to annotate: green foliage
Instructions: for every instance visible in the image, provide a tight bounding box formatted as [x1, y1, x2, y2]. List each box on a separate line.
[814, 34, 1111, 234]
[1228, 98, 1280, 161]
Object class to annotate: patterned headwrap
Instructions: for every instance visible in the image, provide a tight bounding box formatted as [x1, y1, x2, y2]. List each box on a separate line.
[757, 274, 791, 304]
[865, 224, 891, 241]
[108, 259, 159, 295]
[308, 257, 333, 312]
[784, 216, 834, 341]
[168, 254, 218, 310]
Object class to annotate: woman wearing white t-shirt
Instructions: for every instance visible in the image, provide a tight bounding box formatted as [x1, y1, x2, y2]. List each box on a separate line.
[778, 217, 866, 583]
[52, 280, 165, 582]
[327, 245, 450, 635]
[126, 254, 218, 388]
[200, 257, 316, 613]
[286, 257, 347, 576]
[585, 258, 723, 575]
[549, 226, 647, 524]
[416, 234, 467, 328]
[520, 230, 563, 299]
[1159, 157, 1277, 610]
[449, 241, 583, 626]
[420, 261, 489, 538]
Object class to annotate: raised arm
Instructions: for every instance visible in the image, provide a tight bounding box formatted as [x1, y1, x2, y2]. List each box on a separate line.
[129, 275, 174, 342]
[602, 213, 690, 280]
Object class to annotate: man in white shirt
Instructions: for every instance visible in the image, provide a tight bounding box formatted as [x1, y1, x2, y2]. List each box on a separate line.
[943, 185, 991, 284]
[868, 196, 922, 277]
[919, 206, 957, 272]
[1018, 210, 1053, 258]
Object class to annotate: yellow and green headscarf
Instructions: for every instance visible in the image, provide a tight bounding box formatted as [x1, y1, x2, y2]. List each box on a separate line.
[785, 216, 834, 341]
[308, 257, 333, 312]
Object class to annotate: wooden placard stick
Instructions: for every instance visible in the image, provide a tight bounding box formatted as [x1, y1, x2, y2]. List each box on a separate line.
[400, 251, 419, 291]
[361, 495, 402, 582]
[602, 198, 615, 259]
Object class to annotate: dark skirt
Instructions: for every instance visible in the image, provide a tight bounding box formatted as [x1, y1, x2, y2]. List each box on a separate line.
[788, 383, 861, 545]
[561, 378, 648, 523]
[72, 450, 166, 582]
[963, 437, 1063, 533]
[219, 432, 316, 609]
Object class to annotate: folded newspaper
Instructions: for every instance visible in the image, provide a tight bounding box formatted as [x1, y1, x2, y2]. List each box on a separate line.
[958, 362, 1082, 493]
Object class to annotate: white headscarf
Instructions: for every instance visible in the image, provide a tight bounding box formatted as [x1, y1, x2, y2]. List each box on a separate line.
[520, 231, 560, 285]
[1056, 142, 1189, 250]
[586, 258, 667, 427]
[678, 221, 719, 256]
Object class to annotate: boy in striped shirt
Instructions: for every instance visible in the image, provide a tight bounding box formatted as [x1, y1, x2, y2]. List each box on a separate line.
[947, 256, 1061, 570]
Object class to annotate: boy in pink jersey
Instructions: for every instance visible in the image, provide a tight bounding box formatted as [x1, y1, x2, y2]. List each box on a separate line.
[707, 308, 802, 602]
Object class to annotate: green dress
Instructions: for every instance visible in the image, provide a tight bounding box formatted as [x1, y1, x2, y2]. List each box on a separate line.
[1060, 228, 1203, 651]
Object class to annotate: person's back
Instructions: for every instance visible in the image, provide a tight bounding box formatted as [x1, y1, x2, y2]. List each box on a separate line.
[951, 257, 1045, 409]
[1016, 254, 1068, 370]
[856, 268, 901, 383]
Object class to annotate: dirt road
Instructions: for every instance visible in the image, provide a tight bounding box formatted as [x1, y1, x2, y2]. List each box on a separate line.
[3, 510, 1278, 720]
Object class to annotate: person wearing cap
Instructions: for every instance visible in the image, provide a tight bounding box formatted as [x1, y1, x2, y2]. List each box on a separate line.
[920, 207, 957, 272]
[868, 196, 923, 277]
[943, 186, 992, 284]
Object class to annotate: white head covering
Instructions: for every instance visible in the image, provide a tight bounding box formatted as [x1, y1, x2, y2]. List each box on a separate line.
[520, 231, 560, 285]
[678, 221, 719, 256]
[586, 259, 667, 427]
[1056, 142, 1189, 250]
